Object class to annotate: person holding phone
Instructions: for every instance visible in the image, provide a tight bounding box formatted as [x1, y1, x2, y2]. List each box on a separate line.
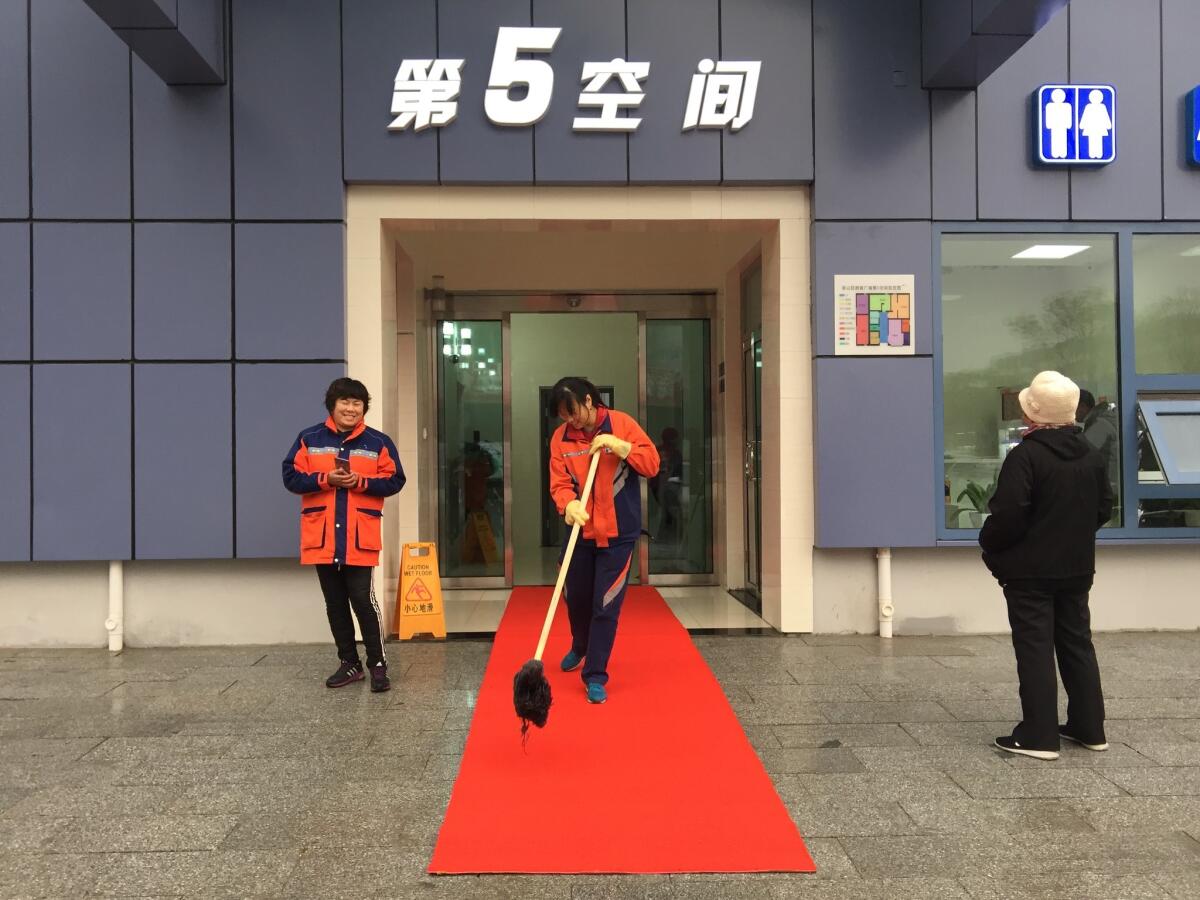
[282, 378, 405, 691]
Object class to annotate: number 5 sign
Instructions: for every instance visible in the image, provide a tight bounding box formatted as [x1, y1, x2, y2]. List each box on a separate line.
[388, 25, 761, 135]
[485, 27, 561, 126]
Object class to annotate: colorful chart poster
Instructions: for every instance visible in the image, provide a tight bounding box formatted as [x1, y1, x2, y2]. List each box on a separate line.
[834, 275, 915, 356]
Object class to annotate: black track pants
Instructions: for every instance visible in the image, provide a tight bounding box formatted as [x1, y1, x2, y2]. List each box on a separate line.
[316, 564, 387, 668]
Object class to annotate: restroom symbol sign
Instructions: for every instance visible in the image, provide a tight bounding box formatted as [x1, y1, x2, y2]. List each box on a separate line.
[1035, 84, 1116, 166]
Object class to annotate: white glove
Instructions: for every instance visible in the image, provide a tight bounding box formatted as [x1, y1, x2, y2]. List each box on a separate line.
[590, 434, 631, 459]
[564, 499, 590, 527]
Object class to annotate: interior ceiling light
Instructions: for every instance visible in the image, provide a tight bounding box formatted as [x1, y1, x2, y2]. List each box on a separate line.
[1011, 244, 1090, 260]
[1179, 245, 1200, 257]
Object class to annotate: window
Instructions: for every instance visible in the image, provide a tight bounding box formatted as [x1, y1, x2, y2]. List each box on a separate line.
[1133, 236, 1200, 375]
[1138, 399, 1200, 485]
[940, 234, 1120, 531]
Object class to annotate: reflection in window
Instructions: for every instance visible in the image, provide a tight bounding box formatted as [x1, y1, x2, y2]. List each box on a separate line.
[437, 321, 504, 577]
[941, 235, 1120, 530]
[1138, 499, 1200, 528]
[1133, 236, 1200, 375]
[646, 320, 713, 574]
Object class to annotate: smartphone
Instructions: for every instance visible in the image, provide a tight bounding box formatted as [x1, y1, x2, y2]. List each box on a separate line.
[334, 455, 351, 472]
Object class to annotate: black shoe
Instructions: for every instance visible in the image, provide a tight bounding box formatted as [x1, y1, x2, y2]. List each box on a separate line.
[325, 661, 364, 688]
[994, 735, 1059, 760]
[369, 662, 390, 693]
[1059, 726, 1108, 751]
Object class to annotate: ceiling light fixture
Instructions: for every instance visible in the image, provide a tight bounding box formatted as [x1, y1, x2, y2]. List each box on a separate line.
[1011, 244, 1090, 260]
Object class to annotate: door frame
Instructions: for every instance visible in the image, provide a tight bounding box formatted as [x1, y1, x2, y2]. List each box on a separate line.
[427, 291, 718, 589]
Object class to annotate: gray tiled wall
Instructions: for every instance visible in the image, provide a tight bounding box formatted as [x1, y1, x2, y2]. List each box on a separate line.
[6, 1, 346, 562]
[134, 365, 234, 559]
[810, 0, 1200, 548]
[32, 365, 132, 561]
[5, 0, 1198, 560]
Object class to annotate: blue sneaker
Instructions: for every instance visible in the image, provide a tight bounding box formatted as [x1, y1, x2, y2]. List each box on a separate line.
[560, 649, 584, 672]
[586, 682, 607, 704]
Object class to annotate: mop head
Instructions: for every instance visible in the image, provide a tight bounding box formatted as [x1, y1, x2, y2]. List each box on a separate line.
[513, 659, 552, 738]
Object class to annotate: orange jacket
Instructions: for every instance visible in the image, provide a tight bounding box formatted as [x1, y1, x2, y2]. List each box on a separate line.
[549, 408, 659, 547]
[282, 417, 405, 566]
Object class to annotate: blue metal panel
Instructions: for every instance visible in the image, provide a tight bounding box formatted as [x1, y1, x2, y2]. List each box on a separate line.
[0, 224, 29, 361]
[341, 0, 438, 184]
[0, 365, 30, 561]
[931, 90, 977, 220]
[813, 0, 929, 219]
[627, 0, 720, 184]
[235, 224, 344, 361]
[235, 362, 345, 558]
[437, 0, 533, 184]
[812, 221, 933, 357]
[232, 0, 342, 219]
[132, 57, 231, 219]
[532, 0, 627, 185]
[0, 0, 28, 217]
[31, 0, 130, 219]
[32, 365, 131, 560]
[721, 0, 812, 183]
[134, 224, 230, 360]
[814, 357, 935, 547]
[33, 224, 131, 361]
[1068, 0, 1160, 220]
[1162, 0, 1200, 219]
[976, 9, 1067, 220]
[135, 365, 232, 558]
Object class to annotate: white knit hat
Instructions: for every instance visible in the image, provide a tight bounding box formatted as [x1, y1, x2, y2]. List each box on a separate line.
[1019, 371, 1080, 425]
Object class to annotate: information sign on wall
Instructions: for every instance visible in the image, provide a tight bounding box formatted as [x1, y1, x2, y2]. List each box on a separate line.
[834, 275, 915, 357]
[1034, 84, 1116, 166]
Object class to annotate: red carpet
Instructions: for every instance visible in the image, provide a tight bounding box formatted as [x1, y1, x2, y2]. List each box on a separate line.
[429, 586, 815, 874]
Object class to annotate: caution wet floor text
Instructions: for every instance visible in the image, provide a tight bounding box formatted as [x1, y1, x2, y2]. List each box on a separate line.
[394, 542, 446, 640]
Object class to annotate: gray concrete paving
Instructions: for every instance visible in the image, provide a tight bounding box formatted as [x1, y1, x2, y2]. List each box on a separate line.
[1, 631, 1199, 898]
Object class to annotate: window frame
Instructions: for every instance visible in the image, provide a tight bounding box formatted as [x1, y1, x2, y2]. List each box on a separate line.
[934, 222, 1200, 544]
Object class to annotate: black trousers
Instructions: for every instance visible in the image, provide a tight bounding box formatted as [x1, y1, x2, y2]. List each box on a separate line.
[315, 564, 387, 668]
[1003, 576, 1105, 749]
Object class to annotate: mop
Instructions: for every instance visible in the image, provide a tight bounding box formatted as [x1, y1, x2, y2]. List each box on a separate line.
[513, 450, 601, 738]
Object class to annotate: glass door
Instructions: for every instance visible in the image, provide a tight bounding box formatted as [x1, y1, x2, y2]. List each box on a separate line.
[429, 293, 717, 588]
[646, 320, 713, 575]
[436, 320, 505, 578]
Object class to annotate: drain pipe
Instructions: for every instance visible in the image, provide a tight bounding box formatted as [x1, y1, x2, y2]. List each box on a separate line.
[876, 548, 894, 639]
[105, 560, 124, 653]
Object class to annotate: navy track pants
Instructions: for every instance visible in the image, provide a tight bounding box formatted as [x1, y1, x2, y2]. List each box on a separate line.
[563, 538, 636, 686]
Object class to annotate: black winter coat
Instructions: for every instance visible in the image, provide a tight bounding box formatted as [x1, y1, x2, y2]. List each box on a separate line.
[979, 427, 1114, 583]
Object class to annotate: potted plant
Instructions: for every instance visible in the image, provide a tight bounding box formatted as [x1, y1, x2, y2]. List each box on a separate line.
[956, 479, 997, 528]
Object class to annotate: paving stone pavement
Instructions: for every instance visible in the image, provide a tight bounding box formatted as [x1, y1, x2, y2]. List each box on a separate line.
[2, 631, 1200, 898]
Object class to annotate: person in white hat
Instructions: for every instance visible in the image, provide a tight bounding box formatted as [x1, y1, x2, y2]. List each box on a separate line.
[979, 371, 1114, 760]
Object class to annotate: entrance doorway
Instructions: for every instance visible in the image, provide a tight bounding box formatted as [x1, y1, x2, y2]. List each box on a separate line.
[431, 294, 714, 588]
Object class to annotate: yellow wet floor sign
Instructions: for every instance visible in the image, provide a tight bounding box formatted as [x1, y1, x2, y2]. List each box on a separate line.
[394, 543, 446, 640]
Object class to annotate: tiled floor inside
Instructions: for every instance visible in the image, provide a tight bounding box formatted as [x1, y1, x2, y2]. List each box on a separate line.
[2, 631, 1200, 898]
[444, 585, 768, 634]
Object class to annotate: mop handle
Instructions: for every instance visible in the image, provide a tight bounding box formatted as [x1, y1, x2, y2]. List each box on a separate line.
[533, 450, 602, 662]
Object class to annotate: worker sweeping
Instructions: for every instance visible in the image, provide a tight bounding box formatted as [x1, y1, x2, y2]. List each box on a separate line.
[512, 377, 659, 734]
[547, 377, 660, 705]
